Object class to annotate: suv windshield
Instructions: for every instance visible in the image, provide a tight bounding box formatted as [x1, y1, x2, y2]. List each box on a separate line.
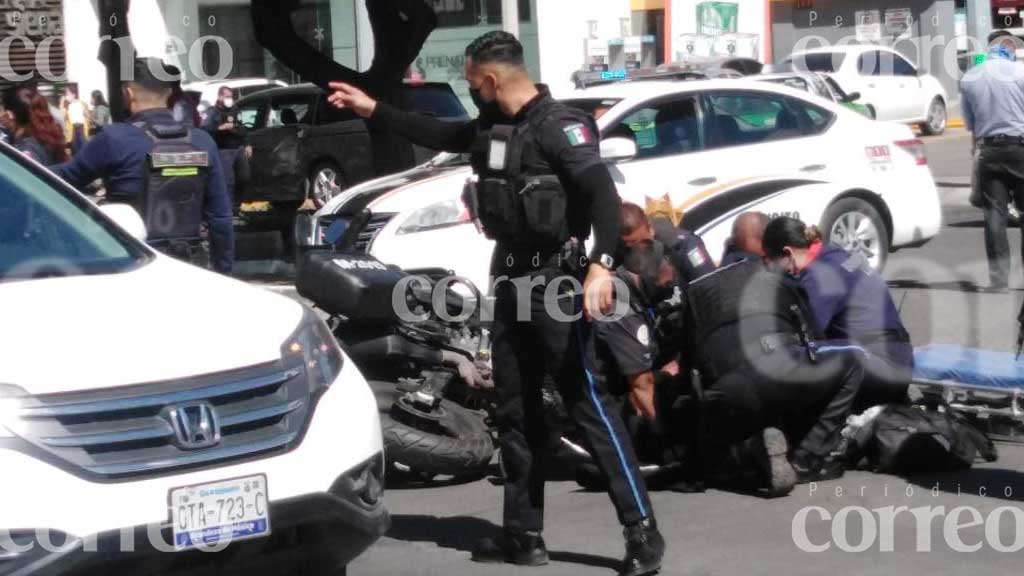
[0, 148, 147, 282]
[786, 52, 845, 73]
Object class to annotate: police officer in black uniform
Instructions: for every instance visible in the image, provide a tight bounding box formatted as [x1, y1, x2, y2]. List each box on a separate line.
[327, 32, 664, 575]
[683, 258, 865, 486]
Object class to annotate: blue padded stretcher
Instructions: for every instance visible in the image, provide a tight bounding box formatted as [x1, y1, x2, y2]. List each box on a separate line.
[914, 345, 1024, 390]
[912, 345, 1024, 440]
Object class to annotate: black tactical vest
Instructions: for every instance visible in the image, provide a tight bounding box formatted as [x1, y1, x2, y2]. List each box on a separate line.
[685, 260, 810, 378]
[133, 121, 209, 243]
[465, 97, 570, 248]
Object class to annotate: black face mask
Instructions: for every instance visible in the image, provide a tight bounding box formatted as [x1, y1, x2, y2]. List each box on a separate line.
[470, 86, 503, 122]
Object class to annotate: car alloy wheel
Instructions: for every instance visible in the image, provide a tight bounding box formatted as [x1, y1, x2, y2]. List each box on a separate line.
[924, 98, 946, 136]
[312, 165, 343, 208]
[829, 211, 883, 271]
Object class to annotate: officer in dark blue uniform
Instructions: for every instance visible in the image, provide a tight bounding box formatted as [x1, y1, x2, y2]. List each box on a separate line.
[327, 32, 664, 576]
[54, 58, 234, 274]
[621, 202, 715, 286]
[720, 212, 769, 266]
[762, 217, 913, 409]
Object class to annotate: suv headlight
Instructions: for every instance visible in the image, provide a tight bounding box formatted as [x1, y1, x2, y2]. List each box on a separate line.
[395, 198, 469, 235]
[281, 308, 344, 393]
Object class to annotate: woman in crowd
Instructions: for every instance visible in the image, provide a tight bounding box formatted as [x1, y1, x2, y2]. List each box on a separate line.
[88, 90, 111, 136]
[1, 89, 68, 166]
[761, 217, 913, 409]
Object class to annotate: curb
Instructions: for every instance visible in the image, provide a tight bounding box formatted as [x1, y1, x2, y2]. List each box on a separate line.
[948, 118, 964, 129]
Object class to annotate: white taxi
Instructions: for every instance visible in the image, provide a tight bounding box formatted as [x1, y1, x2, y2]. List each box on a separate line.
[306, 78, 942, 291]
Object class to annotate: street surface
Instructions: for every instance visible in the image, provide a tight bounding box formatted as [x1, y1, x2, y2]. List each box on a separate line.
[246, 128, 1024, 575]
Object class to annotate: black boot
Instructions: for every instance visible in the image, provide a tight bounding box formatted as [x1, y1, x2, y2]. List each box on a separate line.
[471, 529, 549, 566]
[620, 517, 665, 576]
[791, 455, 846, 484]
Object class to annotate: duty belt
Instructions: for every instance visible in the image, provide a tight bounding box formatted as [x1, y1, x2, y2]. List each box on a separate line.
[759, 332, 804, 355]
[979, 135, 1024, 147]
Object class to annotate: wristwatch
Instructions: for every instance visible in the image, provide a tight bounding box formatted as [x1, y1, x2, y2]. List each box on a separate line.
[595, 254, 615, 270]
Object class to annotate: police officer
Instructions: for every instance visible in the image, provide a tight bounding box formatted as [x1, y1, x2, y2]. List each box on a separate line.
[328, 31, 664, 575]
[621, 202, 715, 285]
[721, 212, 769, 266]
[961, 34, 1024, 292]
[762, 217, 913, 410]
[54, 58, 234, 274]
[683, 256, 865, 485]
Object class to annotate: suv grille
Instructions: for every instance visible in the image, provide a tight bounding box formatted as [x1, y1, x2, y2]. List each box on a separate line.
[353, 212, 396, 253]
[9, 362, 313, 481]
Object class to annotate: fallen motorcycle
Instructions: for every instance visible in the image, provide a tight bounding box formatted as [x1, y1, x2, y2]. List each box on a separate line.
[297, 251, 501, 481]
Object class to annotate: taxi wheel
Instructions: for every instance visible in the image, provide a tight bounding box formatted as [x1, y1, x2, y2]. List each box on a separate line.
[920, 98, 947, 136]
[822, 198, 890, 272]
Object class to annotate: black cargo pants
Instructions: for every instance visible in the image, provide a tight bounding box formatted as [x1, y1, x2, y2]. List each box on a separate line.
[491, 266, 652, 532]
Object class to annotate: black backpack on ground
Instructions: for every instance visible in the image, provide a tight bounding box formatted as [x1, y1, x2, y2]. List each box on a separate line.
[133, 120, 209, 244]
[849, 404, 998, 474]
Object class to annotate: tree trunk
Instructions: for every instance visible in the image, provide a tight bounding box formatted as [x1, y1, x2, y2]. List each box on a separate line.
[96, 0, 133, 121]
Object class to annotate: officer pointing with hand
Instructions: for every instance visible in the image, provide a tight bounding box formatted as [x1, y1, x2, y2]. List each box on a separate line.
[329, 31, 664, 576]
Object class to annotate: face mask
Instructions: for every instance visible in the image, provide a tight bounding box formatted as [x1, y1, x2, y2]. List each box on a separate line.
[469, 85, 503, 121]
[222, 98, 234, 109]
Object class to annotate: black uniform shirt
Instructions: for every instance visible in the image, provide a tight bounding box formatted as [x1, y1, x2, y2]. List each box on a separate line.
[593, 309, 657, 395]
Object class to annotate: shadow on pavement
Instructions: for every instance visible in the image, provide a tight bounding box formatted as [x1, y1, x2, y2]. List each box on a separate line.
[387, 514, 622, 571]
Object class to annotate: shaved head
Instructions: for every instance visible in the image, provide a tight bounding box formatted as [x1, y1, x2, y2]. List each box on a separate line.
[732, 212, 770, 257]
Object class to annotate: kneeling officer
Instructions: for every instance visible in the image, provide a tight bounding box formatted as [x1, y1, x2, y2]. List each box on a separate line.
[55, 58, 234, 274]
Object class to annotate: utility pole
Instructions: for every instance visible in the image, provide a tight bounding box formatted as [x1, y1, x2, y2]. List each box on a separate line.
[967, 0, 993, 48]
[502, 0, 520, 38]
[96, 0, 133, 121]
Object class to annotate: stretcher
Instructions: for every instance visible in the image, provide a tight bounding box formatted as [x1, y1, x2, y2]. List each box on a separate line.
[912, 345, 1024, 442]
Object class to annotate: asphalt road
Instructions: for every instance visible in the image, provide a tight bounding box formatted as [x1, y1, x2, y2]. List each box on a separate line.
[248, 128, 1024, 575]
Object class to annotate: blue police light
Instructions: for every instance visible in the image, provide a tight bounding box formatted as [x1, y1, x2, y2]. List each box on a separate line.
[601, 70, 628, 81]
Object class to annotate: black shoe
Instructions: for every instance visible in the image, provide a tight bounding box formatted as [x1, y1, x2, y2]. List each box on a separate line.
[575, 461, 609, 492]
[792, 457, 846, 484]
[471, 529, 549, 566]
[620, 518, 665, 576]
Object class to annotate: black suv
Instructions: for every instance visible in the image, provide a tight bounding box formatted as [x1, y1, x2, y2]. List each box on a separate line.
[236, 82, 469, 212]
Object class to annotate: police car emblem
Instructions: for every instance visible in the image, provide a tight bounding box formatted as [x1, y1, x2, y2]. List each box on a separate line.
[563, 123, 592, 146]
[636, 325, 650, 347]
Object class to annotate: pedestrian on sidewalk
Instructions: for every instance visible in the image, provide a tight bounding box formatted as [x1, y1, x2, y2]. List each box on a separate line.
[961, 33, 1024, 292]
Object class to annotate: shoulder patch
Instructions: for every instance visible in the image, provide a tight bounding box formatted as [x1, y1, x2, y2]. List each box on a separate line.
[563, 122, 594, 146]
[636, 324, 650, 347]
[688, 247, 709, 268]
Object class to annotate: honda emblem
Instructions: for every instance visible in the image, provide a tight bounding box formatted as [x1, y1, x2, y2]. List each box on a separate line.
[167, 402, 221, 450]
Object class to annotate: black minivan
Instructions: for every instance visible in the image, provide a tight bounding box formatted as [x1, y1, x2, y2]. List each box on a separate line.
[236, 82, 469, 213]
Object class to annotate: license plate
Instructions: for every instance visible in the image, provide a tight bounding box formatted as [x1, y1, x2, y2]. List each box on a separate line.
[169, 474, 271, 551]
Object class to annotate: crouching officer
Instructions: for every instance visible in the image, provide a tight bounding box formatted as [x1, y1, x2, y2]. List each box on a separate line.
[54, 58, 234, 274]
[683, 258, 865, 488]
[327, 31, 664, 575]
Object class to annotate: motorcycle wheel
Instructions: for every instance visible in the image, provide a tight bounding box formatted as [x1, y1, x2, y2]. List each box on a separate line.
[380, 398, 495, 480]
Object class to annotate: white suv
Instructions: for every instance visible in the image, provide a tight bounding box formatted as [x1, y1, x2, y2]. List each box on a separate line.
[0, 144, 386, 574]
[781, 45, 949, 135]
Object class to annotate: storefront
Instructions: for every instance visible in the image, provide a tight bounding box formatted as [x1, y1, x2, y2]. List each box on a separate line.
[992, 0, 1024, 28]
[0, 0, 66, 89]
[769, 0, 960, 97]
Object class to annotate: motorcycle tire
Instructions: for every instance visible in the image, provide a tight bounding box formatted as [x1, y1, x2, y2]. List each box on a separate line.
[380, 398, 494, 479]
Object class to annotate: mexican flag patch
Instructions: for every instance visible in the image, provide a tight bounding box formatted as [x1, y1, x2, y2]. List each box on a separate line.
[563, 123, 593, 146]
